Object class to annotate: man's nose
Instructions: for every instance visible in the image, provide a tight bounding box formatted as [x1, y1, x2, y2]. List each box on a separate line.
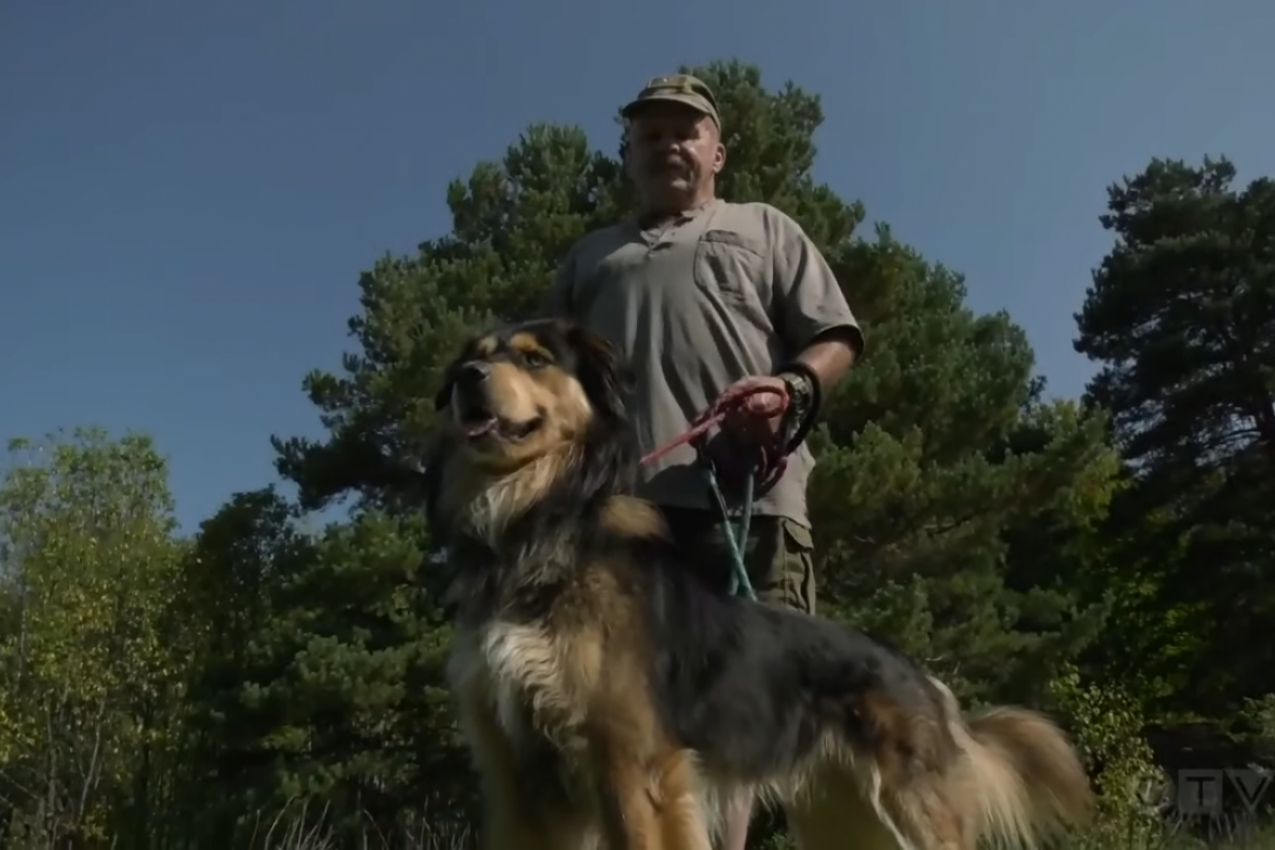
[647, 134, 681, 152]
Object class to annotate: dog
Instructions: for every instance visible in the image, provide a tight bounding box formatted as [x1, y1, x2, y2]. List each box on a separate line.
[422, 316, 1095, 850]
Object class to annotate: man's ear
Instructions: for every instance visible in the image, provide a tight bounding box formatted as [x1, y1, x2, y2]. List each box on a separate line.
[712, 141, 726, 176]
[567, 325, 631, 423]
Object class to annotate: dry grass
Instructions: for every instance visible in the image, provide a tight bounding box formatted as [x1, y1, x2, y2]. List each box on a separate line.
[8, 798, 1272, 848]
[247, 812, 1275, 850]
[1059, 822, 1275, 850]
[241, 800, 473, 850]
[244, 806, 1275, 850]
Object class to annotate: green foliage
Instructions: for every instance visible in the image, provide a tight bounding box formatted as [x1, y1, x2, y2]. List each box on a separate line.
[1239, 694, 1275, 742]
[273, 60, 1120, 717]
[1049, 665, 1167, 847]
[1075, 156, 1275, 718]
[7, 63, 1275, 849]
[259, 57, 1123, 848]
[0, 428, 186, 846]
[804, 228, 1120, 705]
[178, 492, 472, 846]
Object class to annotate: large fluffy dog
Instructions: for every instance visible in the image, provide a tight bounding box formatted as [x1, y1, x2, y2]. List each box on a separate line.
[423, 317, 1094, 850]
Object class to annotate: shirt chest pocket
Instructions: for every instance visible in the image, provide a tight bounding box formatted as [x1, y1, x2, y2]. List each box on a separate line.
[693, 229, 769, 310]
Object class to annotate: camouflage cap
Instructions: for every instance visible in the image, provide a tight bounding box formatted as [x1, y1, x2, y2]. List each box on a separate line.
[620, 74, 721, 129]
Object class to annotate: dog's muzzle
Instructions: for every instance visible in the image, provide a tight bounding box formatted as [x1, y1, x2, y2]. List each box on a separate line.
[452, 361, 497, 434]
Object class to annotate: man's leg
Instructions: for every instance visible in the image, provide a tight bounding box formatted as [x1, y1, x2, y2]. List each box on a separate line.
[754, 517, 817, 615]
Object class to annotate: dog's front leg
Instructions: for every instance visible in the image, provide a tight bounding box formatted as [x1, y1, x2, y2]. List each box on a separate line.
[481, 783, 543, 850]
[456, 697, 551, 850]
[591, 744, 662, 850]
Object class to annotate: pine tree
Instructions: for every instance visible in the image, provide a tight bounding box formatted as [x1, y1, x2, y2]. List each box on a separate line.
[1075, 155, 1275, 714]
[254, 58, 1121, 839]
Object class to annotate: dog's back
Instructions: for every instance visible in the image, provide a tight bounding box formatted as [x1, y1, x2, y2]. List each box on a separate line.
[635, 548, 954, 778]
[637, 538, 1093, 848]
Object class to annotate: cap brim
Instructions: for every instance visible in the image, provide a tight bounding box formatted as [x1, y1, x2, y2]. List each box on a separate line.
[621, 92, 717, 122]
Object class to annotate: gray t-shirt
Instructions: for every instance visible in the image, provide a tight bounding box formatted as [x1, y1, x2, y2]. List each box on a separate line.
[546, 198, 861, 527]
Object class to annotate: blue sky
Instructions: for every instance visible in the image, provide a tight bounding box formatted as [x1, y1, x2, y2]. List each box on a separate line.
[2, 0, 1273, 532]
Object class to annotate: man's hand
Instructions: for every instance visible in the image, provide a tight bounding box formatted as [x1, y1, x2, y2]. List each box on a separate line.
[719, 375, 789, 446]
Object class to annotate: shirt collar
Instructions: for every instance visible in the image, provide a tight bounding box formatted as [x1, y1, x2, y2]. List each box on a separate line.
[629, 196, 721, 230]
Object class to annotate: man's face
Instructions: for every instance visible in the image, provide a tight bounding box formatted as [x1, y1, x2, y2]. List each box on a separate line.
[624, 104, 725, 212]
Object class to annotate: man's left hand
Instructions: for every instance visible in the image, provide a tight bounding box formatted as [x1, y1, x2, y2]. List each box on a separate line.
[719, 375, 789, 446]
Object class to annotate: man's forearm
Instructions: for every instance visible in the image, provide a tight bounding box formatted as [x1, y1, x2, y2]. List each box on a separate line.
[775, 327, 859, 448]
[794, 329, 857, 391]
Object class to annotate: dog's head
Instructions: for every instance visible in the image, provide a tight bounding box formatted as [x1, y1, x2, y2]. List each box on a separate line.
[423, 317, 636, 544]
[432, 317, 630, 469]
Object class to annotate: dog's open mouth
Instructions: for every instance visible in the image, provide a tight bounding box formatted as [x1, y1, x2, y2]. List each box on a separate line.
[457, 409, 543, 442]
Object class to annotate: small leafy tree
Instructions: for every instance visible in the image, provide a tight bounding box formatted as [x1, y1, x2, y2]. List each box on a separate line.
[0, 428, 186, 846]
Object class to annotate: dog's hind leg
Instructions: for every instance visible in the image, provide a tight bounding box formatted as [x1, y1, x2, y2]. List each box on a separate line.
[874, 779, 972, 850]
[783, 764, 917, 850]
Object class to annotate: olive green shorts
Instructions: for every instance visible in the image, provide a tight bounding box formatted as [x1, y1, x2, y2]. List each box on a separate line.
[655, 506, 817, 614]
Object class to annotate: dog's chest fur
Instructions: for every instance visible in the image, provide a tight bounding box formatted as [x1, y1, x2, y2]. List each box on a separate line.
[444, 541, 602, 762]
[448, 620, 581, 748]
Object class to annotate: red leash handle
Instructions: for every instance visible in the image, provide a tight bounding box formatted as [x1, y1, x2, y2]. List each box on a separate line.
[641, 381, 791, 489]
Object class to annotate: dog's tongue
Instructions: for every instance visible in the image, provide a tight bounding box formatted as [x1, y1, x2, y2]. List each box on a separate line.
[463, 417, 497, 437]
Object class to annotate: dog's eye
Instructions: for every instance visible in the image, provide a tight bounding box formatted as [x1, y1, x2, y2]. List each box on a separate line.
[523, 351, 551, 369]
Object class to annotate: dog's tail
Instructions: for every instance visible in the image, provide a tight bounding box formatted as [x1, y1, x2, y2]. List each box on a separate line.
[930, 677, 1094, 849]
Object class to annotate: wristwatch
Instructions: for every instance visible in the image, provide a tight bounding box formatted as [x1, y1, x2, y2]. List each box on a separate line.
[777, 369, 815, 448]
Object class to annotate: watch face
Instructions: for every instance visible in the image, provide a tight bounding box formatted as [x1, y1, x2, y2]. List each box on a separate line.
[783, 373, 809, 399]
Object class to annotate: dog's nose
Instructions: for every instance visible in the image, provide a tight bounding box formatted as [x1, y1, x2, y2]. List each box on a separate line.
[455, 361, 491, 388]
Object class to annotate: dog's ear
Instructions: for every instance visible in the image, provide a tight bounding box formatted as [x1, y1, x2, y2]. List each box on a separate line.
[433, 361, 457, 412]
[566, 324, 631, 423]
[425, 357, 460, 524]
[433, 381, 451, 413]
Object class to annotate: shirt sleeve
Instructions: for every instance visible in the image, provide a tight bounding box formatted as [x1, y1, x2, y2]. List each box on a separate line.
[770, 210, 864, 360]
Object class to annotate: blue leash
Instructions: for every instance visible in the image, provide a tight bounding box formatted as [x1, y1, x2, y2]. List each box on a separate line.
[700, 457, 759, 601]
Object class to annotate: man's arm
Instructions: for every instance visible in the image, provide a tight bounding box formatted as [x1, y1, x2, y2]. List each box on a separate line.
[789, 329, 858, 392]
[769, 211, 864, 442]
[772, 213, 862, 375]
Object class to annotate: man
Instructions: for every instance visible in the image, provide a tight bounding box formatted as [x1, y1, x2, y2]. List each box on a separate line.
[544, 74, 863, 850]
